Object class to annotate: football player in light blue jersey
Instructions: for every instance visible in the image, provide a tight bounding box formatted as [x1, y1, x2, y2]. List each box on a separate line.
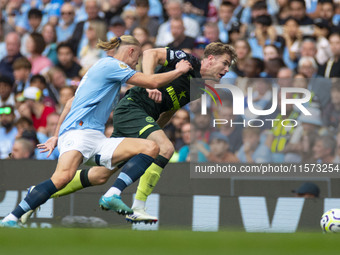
[0, 35, 192, 228]
[58, 52, 135, 136]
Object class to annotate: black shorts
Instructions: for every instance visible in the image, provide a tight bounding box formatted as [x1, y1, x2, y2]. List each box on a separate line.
[111, 98, 161, 139]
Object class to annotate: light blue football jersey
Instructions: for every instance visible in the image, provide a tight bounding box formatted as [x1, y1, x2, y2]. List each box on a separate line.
[59, 57, 136, 136]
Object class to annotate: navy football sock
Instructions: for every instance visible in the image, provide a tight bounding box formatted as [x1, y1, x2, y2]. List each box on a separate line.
[113, 153, 154, 192]
[12, 179, 58, 219]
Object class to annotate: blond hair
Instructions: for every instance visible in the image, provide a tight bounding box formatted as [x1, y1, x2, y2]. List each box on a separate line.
[203, 42, 237, 64]
[97, 35, 141, 51]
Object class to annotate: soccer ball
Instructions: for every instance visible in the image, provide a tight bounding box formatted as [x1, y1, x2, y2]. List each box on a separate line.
[320, 208, 340, 233]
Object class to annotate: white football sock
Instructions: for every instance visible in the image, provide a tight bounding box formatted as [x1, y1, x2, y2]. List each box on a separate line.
[103, 187, 121, 197]
[132, 199, 146, 209]
[2, 213, 18, 222]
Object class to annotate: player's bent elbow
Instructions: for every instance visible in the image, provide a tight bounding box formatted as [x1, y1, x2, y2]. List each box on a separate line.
[143, 49, 157, 58]
[143, 49, 153, 58]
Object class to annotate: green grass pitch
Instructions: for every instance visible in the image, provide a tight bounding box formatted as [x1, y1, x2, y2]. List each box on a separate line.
[0, 228, 338, 255]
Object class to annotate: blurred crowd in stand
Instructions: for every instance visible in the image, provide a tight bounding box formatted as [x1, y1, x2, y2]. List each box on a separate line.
[1, 0, 340, 164]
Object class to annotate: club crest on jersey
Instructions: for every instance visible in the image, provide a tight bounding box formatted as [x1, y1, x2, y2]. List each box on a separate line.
[175, 51, 186, 59]
[119, 62, 128, 69]
[145, 116, 155, 123]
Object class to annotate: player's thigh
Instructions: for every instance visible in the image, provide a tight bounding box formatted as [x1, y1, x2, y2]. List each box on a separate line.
[51, 150, 83, 189]
[58, 129, 101, 164]
[111, 138, 159, 166]
[112, 104, 160, 139]
[88, 137, 125, 170]
[146, 130, 174, 158]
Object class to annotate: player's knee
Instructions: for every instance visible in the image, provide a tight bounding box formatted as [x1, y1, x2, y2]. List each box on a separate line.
[143, 140, 160, 158]
[160, 141, 174, 159]
[52, 174, 73, 189]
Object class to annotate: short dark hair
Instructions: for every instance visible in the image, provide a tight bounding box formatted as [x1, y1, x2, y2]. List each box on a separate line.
[284, 17, 300, 25]
[22, 129, 39, 145]
[28, 8, 43, 19]
[221, 1, 234, 8]
[321, 0, 335, 9]
[267, 57, 286, 68]
[16, 116, 34, 128]
[252, 1, 267, 10]
[0, 75, 14, 87]
[57, 41, 75, 56]
[254, 15, 272, 26]
[290, 0, 306, 8]
[30, 74, 47, 85]
[250, 57, 265, 72]
[135, 0, 149, 7]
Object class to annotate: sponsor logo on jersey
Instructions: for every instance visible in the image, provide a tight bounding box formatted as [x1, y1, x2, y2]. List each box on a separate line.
[179, 91, 186, 100]
[170, 50, 174, 60]
[166, 86, 180, 110]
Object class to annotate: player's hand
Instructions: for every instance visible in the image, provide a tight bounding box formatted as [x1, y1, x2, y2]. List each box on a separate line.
[175, 60, 192, 74]
[37, 136, 58, 158]
[146, 89, 162, 103]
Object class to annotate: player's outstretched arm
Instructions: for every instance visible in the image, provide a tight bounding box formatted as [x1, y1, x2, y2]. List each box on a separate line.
[37, 97, 74, 157]
[142, 48, 167, 75]
[127, 59, 192, 89]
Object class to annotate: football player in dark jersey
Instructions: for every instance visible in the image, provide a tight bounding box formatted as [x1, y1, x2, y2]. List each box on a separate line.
[112, 44, 236, 223]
